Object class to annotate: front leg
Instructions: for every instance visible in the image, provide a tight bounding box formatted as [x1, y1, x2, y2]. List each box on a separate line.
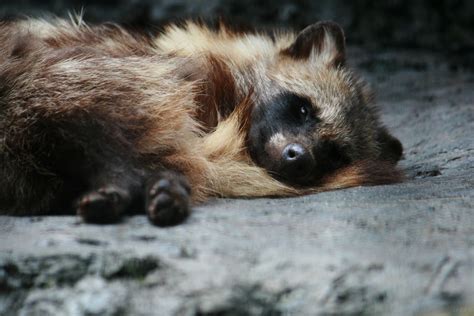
[146, 171, 192, 226]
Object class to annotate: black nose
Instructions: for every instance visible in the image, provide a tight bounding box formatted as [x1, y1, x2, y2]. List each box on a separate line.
[281, 143, 314, 177]
[282, 143, 305, 161]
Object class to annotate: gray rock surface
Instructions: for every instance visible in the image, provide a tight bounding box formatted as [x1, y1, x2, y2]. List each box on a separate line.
[1, 49, 473, 315]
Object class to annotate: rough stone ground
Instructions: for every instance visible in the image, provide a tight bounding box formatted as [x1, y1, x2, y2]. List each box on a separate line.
[0, 49, 473, 316]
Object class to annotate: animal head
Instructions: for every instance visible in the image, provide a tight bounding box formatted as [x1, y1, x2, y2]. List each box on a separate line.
[157, 21, 403, 187]
[245, 22, 403, 186]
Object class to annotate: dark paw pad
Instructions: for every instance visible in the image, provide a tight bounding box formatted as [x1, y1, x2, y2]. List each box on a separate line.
[77, 186, 129, 224]
[146, 173, 191, 227]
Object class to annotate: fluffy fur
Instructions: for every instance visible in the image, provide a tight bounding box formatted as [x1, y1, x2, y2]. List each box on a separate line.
[0, 17, 403, 225]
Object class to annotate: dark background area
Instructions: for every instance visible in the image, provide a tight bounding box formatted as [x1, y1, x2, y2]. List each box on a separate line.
[1, 0, 473, 54]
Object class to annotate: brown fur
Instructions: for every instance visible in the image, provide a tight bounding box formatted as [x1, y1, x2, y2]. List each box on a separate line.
[0, 17, 403, 225]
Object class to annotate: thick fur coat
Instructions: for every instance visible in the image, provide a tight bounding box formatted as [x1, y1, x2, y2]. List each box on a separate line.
[0, 18, 403, 225]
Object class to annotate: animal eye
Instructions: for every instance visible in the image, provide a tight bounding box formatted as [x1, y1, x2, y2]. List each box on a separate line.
[297, 104, 310, 121]
[283, 93, 314, 123]
[299, 105, 308, 117]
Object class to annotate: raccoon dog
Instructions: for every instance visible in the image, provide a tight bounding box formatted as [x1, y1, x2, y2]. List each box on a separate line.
[0, 18, 403, 226]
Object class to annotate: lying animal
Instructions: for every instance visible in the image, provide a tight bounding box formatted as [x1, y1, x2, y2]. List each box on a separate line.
[0, 18, 403, 226]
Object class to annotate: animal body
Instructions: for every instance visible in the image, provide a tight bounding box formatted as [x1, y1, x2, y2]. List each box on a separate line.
[0, 18, 403, 226]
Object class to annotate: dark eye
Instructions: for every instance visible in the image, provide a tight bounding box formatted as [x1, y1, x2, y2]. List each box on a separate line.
[296, 103, 311, 122]
[280, 93, 315, 123]
[299, 105, 308, 117]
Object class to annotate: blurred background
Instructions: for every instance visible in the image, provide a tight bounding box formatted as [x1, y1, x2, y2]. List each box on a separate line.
[1, 0, 473, 55]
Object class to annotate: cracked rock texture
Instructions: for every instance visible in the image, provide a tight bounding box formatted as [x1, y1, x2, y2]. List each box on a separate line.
[1, 47, 473, 315]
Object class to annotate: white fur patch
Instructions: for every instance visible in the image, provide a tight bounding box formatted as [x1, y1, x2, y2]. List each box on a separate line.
[268, 132, 288, 148]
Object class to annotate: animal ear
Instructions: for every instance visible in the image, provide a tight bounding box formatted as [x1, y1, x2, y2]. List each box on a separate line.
[282, 21, 346, 67]
[376, 127, 403, 163]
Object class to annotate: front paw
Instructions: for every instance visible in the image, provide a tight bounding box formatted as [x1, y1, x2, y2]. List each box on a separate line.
[77, 186, 130, 224]
[146, 172, 191, 227]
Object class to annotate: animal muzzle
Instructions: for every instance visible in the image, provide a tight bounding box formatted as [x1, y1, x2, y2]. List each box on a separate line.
[276, 140, 350, 186]
[279, 143, 315, 180]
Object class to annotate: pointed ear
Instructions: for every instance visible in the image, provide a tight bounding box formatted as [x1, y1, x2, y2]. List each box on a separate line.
[376, 127, 403, 163]
[282, 21, 346, 67]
